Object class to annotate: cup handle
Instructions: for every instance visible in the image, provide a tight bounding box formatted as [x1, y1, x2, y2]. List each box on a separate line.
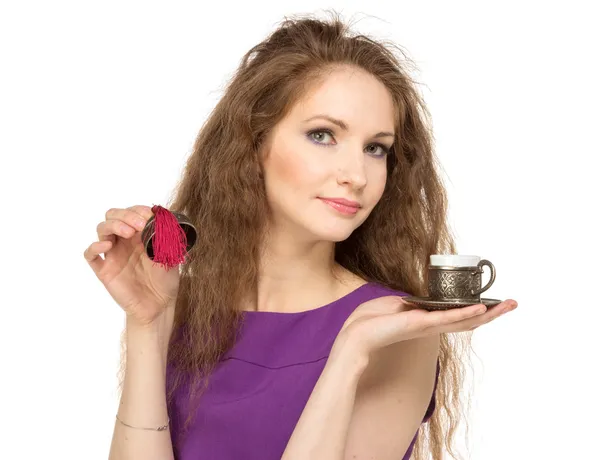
[471, 259, 496, 296]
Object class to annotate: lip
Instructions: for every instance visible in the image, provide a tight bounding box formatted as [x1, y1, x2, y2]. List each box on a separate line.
[318, 197, 361, 215]
[318, 197, 362, 208]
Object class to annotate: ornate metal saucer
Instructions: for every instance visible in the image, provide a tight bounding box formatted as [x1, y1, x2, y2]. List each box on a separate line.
[402, 296, 502, 311]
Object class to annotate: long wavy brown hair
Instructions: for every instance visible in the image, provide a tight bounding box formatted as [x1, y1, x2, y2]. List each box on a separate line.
[118, 9, 475, 460]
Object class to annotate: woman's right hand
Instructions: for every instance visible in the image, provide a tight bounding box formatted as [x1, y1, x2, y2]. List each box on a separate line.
[83, 205, 181, 328]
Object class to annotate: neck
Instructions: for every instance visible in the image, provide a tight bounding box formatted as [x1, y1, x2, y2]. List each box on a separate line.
[241, 231, 362, 313]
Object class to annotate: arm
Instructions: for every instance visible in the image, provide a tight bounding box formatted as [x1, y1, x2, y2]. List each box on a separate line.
[108, 309, 175, 460]
[281, 333, 440, 460]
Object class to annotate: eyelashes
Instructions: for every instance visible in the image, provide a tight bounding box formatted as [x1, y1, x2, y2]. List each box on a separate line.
[305, 128, 392, 158]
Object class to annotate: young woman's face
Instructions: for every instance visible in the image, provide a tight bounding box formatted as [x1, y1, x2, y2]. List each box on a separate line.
[261, 66, 396, 242]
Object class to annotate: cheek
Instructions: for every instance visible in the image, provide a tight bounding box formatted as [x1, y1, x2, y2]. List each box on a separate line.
[367, 167, 388, 200]
[266, 145, 326, 192]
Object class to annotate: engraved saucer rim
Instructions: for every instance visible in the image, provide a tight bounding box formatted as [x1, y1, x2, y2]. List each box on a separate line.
[402, 295, 502, 308]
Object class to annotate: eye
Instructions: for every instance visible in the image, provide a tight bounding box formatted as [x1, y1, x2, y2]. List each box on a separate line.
[365, 143, 392, 158]
[306, 128, 391, 158]
[307, 129, 334, 144]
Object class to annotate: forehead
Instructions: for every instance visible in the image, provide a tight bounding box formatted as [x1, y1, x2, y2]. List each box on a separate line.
[287, 67, 396, 131]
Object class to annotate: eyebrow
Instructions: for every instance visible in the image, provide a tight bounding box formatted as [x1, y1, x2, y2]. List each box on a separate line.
[303, 114, 396, 140]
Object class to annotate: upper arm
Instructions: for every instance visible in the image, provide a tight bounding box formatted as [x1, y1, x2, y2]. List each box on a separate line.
[344, 333, 440, 460]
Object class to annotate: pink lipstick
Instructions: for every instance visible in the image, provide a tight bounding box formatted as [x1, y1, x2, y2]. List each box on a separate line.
[318, 197, 361, 215]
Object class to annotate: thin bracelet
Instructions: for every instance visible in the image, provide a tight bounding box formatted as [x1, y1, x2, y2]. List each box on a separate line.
[116, 414, 170, 432]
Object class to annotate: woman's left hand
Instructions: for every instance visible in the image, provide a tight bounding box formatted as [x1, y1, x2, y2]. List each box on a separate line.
[334, 295, 518, 357]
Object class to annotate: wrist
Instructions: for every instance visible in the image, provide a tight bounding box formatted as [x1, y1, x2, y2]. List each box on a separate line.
[126, 312, 173, 365]
[126, 303, 175, 336]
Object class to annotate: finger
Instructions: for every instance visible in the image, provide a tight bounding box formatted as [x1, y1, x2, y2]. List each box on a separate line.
[440, 300, 517, 333]
[83, 240, 113, 274]
[368, 302, 486, 348]
[105, 207, 153, 234]
[419, 302, 487, 330]
[97, 219, 137, 241]
[126, 205, 155, 221]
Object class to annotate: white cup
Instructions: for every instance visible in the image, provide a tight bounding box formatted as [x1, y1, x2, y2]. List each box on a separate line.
[430, 254, 481, 267]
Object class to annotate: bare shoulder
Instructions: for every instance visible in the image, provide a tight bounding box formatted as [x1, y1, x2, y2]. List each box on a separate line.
[334, 269, 370, 293]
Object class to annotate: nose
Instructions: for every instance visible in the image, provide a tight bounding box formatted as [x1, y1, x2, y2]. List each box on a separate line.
[336, 148, 367, 190]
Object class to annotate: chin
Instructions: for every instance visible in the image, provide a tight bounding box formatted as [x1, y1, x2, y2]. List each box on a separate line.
[307, 223, 359, 243]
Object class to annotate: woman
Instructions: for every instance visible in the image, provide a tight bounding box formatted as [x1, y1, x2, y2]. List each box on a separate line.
[85, 11, 518, 460]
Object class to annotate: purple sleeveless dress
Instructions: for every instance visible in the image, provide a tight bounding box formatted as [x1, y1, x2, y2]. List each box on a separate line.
[167, 281, 439, 459]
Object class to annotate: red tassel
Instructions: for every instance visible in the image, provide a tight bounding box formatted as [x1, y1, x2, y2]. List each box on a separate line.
[150, 204, 188, 269]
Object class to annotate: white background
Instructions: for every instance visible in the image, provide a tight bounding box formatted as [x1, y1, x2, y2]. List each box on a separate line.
[1, 1, 598, 458]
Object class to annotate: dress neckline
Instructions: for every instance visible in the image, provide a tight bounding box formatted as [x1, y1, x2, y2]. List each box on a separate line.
[240, 281, 375, 316]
